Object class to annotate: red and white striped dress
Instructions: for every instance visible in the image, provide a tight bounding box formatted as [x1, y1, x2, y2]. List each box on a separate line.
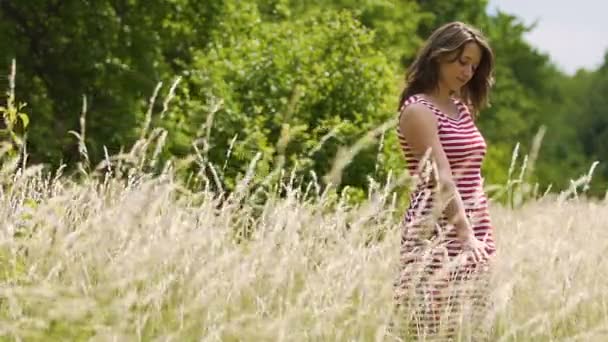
[393, 94, 496, 339]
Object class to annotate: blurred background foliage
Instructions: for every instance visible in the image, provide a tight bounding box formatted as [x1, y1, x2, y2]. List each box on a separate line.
[0, 0, 606, 201]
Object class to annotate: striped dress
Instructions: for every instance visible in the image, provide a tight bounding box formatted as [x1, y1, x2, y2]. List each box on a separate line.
[392, 94, 496, 340]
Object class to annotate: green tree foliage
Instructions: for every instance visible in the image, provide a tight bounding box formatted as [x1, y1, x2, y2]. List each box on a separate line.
[569, 52, 608, 196]
[0, 1, 180, 165]
[0, 0, 606, 198]
[165, 6, 397, 192]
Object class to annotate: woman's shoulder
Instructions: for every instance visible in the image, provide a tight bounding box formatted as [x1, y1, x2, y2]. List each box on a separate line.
[399, 94, 422, 111]
[398, 95, 441, 133]
[399, 94, 440, 114]
[399, 94, 436, 117]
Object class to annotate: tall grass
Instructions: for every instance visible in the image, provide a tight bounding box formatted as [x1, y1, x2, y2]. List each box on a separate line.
[0, 136, 606, 341]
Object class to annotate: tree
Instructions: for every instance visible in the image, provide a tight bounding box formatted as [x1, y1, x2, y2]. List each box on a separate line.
[164, 8, 397, 193]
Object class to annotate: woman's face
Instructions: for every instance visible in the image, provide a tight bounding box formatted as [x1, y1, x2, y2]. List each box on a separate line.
[438, 42, 482, 93]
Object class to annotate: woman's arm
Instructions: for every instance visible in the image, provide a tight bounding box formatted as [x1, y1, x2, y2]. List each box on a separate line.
[399, 103, 474, 240]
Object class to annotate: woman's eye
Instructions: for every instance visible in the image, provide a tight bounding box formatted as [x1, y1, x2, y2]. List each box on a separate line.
[460, 60, 477, 71]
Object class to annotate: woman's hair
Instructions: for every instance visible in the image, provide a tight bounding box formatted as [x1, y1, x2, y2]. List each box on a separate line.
[398, 21, 495, 117]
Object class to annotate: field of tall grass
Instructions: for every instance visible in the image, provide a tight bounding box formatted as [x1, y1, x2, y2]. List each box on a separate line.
[1, 64, 607, 341]
[0, 136, 606, 341]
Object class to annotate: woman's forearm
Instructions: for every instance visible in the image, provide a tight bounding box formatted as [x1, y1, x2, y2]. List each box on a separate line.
[438, 178, 474, 239]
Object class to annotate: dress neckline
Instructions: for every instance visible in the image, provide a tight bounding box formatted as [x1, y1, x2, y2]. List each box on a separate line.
[414, 94, 465, 121]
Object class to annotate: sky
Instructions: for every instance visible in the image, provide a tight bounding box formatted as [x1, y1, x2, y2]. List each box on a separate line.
[488, 0, 608, 75]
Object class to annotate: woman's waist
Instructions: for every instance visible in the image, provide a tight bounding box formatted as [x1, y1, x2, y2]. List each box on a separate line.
[406, 186, 488, 211]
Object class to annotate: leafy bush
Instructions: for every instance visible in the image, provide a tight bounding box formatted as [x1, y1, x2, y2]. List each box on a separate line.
[164, 9, 396, 193]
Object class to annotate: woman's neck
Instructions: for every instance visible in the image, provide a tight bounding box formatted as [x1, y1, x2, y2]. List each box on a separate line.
[425, 85, 454, 106]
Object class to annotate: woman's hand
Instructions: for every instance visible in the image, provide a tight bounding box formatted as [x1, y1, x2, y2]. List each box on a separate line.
[460, 233, 490, 263]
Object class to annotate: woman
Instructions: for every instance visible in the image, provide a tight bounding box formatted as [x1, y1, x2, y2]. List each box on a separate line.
[392, 22, 497, 340]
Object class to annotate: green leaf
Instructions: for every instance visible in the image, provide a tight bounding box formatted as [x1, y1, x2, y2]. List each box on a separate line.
[10, 131, 23, 146]
[18, 113, 29, 128]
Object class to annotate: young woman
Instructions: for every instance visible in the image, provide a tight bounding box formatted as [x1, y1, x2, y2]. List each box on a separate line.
[392, 22, 497, 340]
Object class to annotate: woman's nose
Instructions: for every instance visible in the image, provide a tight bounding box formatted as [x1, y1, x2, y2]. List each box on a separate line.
[466, 65, 475, 77]
[463, 66, 473, 78]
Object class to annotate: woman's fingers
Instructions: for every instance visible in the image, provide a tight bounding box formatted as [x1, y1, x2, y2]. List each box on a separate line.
[468, 241, 489, 263]
[461, 237, 493, 264]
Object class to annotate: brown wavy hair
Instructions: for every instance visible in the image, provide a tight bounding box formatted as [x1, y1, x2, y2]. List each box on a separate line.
[398, 22, 495, 117]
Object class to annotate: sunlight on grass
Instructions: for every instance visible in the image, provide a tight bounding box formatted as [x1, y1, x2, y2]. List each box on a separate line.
[0, 151, 606, 341]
